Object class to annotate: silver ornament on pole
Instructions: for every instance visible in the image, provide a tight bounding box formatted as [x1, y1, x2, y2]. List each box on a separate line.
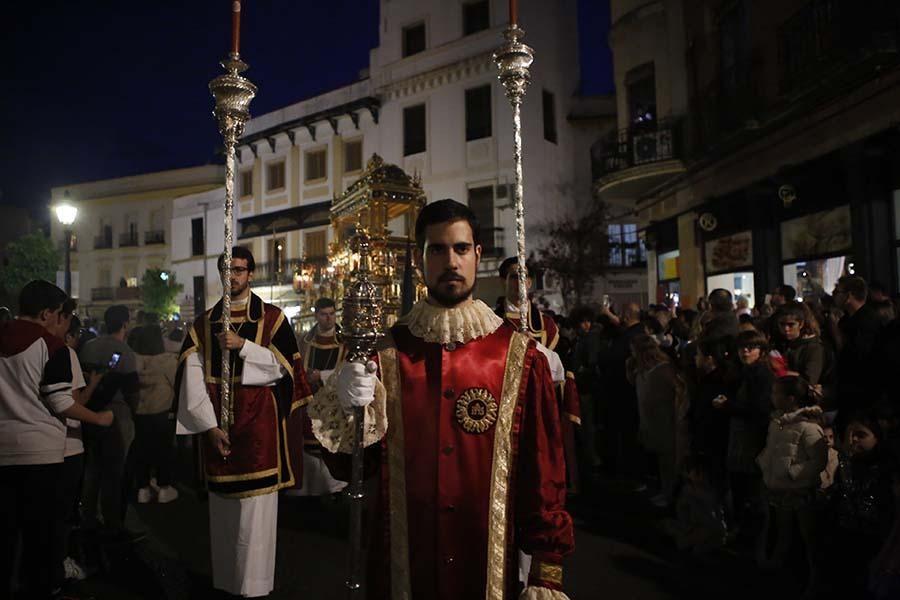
[209, 2, 256, 435]
[494, 23, 534, 333]
[341, 229, 384, 597]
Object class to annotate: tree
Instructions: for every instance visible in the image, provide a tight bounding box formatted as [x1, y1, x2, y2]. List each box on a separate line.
[141, 268, 183, 320]
[0, 232, 61, 312]
[531, 202, 610, 311]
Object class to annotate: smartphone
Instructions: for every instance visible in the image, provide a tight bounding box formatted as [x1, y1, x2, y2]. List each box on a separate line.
[602, 294, 610, 309]
[108, 352, 122, 370]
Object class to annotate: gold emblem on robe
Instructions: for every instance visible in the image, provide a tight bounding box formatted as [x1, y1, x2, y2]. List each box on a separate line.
[455, 387, 499, 434]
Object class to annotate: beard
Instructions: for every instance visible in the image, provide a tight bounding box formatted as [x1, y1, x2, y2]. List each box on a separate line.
[230, 281, 250, 299]
[427, 275, 477, 308]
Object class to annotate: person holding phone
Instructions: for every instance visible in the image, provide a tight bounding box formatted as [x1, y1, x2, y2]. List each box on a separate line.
[79, 305, 142, 542]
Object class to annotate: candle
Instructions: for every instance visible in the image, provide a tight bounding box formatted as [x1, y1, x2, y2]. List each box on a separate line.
[232, 1, 241, 55]
[509, 0, 517, 25]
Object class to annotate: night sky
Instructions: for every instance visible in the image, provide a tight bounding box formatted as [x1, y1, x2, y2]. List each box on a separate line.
[1, 1, 613, 218]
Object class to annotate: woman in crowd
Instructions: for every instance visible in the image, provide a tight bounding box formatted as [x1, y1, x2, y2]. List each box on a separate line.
[773, 302, 832, 405]
[628, 334, 686, 506]
[716, 329, 773, 543]
[131, 324, 179, 504]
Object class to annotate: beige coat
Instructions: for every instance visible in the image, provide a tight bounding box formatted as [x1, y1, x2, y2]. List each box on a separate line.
[756, 406, 827, 492]
[135, 353, 178, 415]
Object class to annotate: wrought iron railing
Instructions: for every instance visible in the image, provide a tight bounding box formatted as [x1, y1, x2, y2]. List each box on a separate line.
[93, 235, 113, 250]
[145, 230, 165, 245]
[592, 118, 684, 180]
[91, 287, 114, 301]
[119, 232, 139, 247]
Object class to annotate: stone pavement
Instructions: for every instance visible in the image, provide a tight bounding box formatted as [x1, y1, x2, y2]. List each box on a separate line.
[65, 477, 799, 600]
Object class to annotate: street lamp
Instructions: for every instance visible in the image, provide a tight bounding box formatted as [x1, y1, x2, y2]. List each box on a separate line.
[54, 194, 78, 296]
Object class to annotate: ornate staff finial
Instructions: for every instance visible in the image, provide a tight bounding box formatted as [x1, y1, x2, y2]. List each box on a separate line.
[209, 2, 256, 435]
[494, 21, 534, 333]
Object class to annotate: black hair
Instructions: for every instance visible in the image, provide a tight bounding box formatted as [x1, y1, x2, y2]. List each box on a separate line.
[846, 409, 884, 442]
[738, 313, 754, 325]
[570, 305, 595, 324]
[498, 256, 530, 279]
[314, 297, 336, 312]
[18, 280, 67, 318]
[837, 275, 867, 302]
[104, 305, 130, 334]
[67, 315, 82, 338]
[131, 324, 165, 356]
[414, 199, 480, 252]
[736, 329, 769, 352]
[775, 375, 814, 407]
[61, 298, 77, 318]
[777, 284, 797, 301]
[218, 246, 256, 273]
[708, 288, 734, 312]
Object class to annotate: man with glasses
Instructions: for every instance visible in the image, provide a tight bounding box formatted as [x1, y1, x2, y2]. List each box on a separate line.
[175, 246, 312, 598]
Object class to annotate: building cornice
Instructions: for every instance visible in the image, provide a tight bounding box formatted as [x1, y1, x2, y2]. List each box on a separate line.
[376, 51, 495, 100]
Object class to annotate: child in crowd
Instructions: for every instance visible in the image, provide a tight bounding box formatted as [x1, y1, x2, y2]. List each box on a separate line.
[662, 455, 727, 557]
[819, 423, 839, 490]
[828, 412, 898, 598]
[756, 376, 827, 595]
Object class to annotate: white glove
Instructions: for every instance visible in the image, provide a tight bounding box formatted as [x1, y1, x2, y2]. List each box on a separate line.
[336, 361, 378, 411]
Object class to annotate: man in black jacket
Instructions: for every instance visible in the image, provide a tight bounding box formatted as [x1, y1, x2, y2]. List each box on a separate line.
[833, 276, 883, 420]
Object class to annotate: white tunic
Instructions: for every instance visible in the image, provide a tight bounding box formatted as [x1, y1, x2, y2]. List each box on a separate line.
[177, 339, 286, 598]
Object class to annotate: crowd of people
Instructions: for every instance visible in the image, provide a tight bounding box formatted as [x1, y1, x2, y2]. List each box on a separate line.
[548, 277, 900, 599]
[2, 246, 899, 600]
[0, 284, 184, 600]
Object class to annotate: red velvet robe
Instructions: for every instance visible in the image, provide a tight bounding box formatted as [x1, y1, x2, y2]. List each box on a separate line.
[175, 293, 312, 498]
[365, 322, 574, 600]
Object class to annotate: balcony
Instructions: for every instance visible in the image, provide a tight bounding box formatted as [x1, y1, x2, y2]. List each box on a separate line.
[592, 118, 687, 206]
[90, 286, 142, 303]
[119, 232, 139, 247]
[778, 0, 900, 95]
[478, 227, 505, 259]
[145, 230, 165, 245]
[93, 235, 113, 250]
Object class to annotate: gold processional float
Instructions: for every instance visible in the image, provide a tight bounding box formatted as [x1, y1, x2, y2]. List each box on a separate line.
[290, 153, 426, 330]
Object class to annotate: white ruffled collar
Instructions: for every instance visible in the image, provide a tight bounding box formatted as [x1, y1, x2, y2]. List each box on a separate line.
[402, 297, 504, 345]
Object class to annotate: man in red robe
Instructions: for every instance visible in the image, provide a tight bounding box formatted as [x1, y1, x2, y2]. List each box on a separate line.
[176, 247, 311, 597]
[310, 200, 574, 599]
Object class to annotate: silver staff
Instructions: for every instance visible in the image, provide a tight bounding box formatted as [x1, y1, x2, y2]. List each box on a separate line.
[341, 230, 384, 597]
[494, 23, 534, 333]
[209, 6, 256, 434]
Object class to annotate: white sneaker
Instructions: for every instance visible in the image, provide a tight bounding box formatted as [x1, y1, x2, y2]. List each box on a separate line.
[137, 487, 154, 503]
[156, 485, 179, 504]
[63, 556, 87, 581]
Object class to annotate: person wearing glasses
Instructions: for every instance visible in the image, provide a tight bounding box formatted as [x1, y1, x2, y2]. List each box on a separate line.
[174, 246, 313, 598]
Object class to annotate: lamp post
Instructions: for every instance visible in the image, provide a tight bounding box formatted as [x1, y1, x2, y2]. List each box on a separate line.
[54, 196, 78, 296]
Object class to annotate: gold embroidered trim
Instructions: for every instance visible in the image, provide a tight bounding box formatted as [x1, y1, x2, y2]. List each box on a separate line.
[485, 332, 529, 600]
[379, 336, 412, 600]
[531, 561, 563, 586]
[207, 467, 279, 482]
[455, 388, 499, 434]
[291, 394, 313, 412]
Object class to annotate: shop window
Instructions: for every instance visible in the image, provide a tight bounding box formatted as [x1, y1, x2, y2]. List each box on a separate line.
[706, 272, 755, 307]
[403, 22, 426, 57]
[403, 104, 427, 156]
[542, 90, 557, 143]
[657, 249, 680, 282]
[305, 149, 327, 182]
[344, 140, 363, 173]
[783, 256, 850, 302]
[463, 1, 490, 36]
[267, 161, 285, 191]
[465, 85, 492, 141]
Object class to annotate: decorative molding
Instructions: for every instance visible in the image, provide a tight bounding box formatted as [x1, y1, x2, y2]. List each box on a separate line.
[378, 52, 494, 100]
[305, 124, 317, 142]
[286, 130, 296, 146]
[266, 137, 277, 153]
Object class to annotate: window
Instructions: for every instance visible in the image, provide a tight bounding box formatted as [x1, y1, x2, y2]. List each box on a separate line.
[266, 161, 285, 191]
[240, 170, 253, 197]
[345, 140, 363, 173]
[465, 85, 492, 141]
[403, 104, 427, 156]
[542, 90, 557, 143]
[468, 186, 497, 254]
[608, 224, 645, 267]
[304, 230, 327, 259]
[402, 22, 426, 57]
[191, 217, 204, 256]
[463, 1, 490, 36]
[305, 149, 327, 182]
[626, 63, 656, 129]
[269, 237, 286, 274]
